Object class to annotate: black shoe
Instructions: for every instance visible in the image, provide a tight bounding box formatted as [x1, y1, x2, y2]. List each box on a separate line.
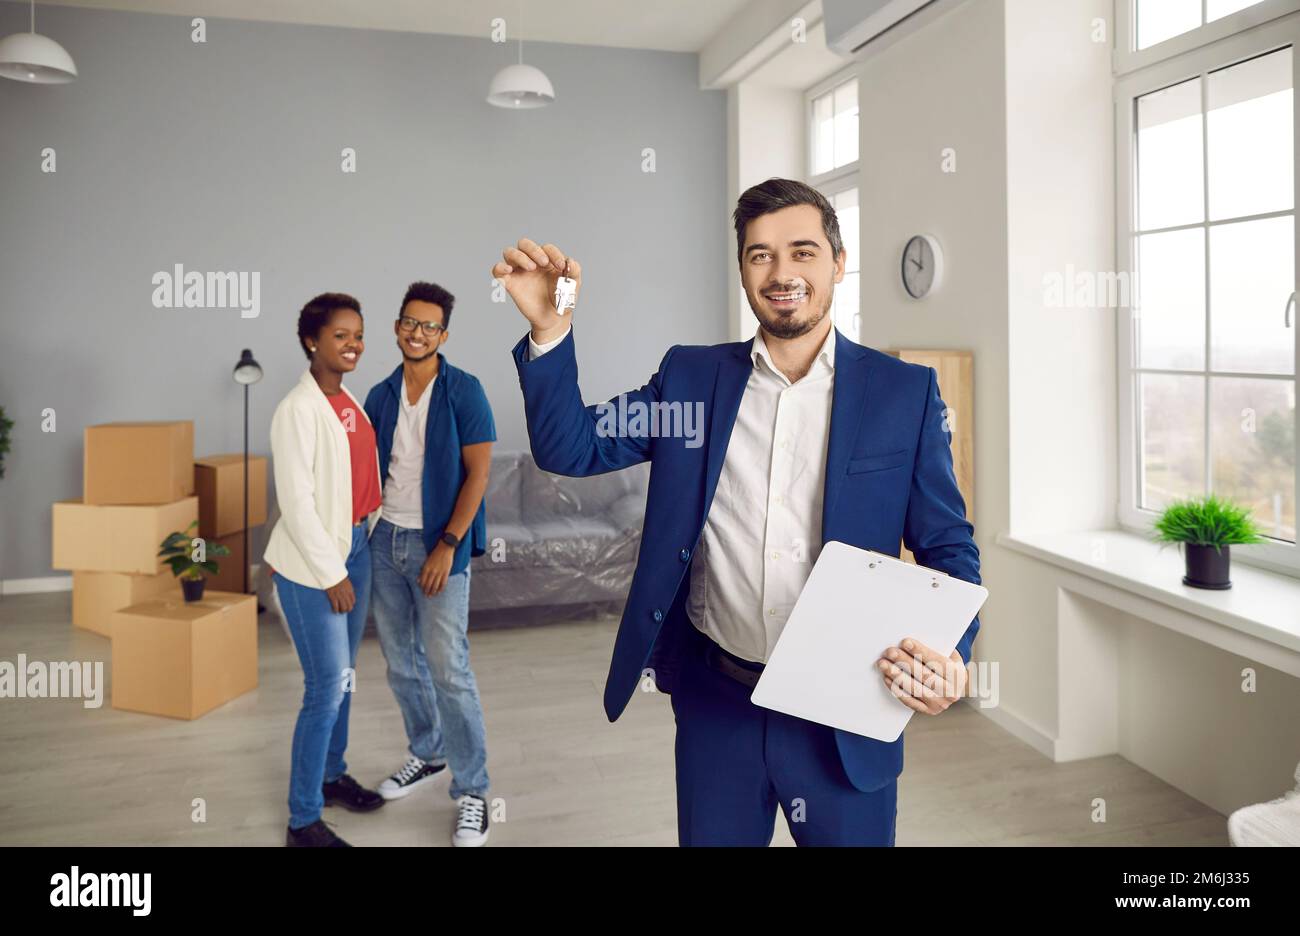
[377, 756, 448, 801]
[322, 773, 385, 813]
[286, 819, 351, 847]
[453, 794, 490, 847]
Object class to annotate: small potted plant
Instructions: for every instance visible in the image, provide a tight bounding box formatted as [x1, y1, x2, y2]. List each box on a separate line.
[158, 520, 231, 602]
[1153, 494, 1266, 590]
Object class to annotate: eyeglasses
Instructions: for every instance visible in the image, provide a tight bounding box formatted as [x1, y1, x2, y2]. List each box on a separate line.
[397, 317, 446, 336]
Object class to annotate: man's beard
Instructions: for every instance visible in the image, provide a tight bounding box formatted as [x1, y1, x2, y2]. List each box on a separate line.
[750, 286, 833, 340]
[402, 346, 438, 363]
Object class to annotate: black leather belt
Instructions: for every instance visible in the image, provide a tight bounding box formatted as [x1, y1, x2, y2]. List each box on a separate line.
[704, 641, 765, 690]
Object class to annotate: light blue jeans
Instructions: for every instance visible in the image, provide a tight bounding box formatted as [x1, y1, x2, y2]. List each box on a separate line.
[370, 519, 489, 799]
[275, 523, 372, 830]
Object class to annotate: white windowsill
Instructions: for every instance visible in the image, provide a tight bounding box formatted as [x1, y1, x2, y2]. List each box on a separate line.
[997, 529, 1300, 662]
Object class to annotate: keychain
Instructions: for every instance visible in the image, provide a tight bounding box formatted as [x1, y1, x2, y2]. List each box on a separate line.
[553, 259, 577, 316]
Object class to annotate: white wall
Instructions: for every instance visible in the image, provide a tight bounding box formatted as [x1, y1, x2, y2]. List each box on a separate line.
[843, 0, 1300, 814]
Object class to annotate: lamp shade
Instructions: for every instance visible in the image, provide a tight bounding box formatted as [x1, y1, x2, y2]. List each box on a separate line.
[0, 31, 77, 84]
[232, 349, 263, 385]
[487, 63, 554, 109]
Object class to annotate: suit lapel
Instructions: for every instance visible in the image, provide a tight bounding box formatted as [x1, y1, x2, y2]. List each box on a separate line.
[822, 331, 873, 540]
[701, 341, 753, 522]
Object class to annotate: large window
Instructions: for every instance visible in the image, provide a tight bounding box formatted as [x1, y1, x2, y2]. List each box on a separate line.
[806, 70, 861, 339]
[1118, 7, 1300, 574]
[1138, 0, 1270, 49]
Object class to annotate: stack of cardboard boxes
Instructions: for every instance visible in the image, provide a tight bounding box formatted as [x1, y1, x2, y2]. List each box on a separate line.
[52, 421, 268, 719]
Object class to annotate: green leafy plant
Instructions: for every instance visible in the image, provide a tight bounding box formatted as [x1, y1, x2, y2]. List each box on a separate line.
[1152, 494, 1267, 552]
[158, 520, 231, 580]
[0, 406, 13, 479]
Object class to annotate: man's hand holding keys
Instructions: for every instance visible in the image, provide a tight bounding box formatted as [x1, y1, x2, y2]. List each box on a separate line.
[491, 238, 581, 346]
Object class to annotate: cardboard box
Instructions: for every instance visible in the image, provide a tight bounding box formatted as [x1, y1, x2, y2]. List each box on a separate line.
[194, 454, 267, 538]
[111, 591, 258, 719]
[72, 569, 176, 637]
[205, 530, 251, 594]
[84, 421, 194, 505]
[52, 497, 198, 574]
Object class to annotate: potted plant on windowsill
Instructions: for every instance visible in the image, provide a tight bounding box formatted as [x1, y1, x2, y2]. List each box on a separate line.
[1152, 494, 1266, 590]
[158, 520, 231, 602]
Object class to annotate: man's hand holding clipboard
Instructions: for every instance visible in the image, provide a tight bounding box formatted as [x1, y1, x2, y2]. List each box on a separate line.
[750, 541, 988, 743]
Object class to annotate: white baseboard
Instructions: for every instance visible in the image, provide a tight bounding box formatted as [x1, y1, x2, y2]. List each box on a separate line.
[1, 575, 73, 596]
[964, 696, 1058, 761]
[2, 566, 263, 597]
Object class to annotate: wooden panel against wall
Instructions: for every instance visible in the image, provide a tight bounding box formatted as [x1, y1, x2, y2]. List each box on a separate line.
[883, 350, 974, 564]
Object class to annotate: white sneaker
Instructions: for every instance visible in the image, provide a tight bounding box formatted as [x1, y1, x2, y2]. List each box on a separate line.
[377, 756, 446, 801]
[452, 794, 490, 847]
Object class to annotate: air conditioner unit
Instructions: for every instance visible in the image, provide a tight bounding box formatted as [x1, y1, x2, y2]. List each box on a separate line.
[823, 0, 965, 58]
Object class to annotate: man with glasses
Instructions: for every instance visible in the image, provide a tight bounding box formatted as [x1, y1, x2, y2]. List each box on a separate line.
[362, 281, 495, 847]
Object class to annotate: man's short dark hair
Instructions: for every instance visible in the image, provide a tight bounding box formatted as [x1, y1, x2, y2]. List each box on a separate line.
[732, 177, 844, 268]
[400, 281, 455, 329]
[297, 292, 361, 360]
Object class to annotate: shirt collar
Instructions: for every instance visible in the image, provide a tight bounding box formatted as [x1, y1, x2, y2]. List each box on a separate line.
[751, 324, 837, 382]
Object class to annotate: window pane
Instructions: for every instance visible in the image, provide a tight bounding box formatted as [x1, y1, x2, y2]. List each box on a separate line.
[1138, 0, 1202, 50]
[1136, 228, 1206, 370]
[835, 188, 859, 274]
[813, 91, 834, 176]
[1209, 216, 1296, 375]
[1141, 373, 1206, 510]
[834, 271, 859, 339]
[1210, 377, 1296, 542]
[1137, 78, 1204, 230]
[1207, 48, 1293, 221]
[833, 79, 859, 168]
[1208, 0, 1266, 21]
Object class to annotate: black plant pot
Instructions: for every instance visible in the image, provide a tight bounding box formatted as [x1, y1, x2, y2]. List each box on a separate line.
[1183, 543, 1231, 590]
[180, 577, 206, 602]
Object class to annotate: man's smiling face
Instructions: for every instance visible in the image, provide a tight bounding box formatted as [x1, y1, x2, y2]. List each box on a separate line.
[740, 203, 845, 340]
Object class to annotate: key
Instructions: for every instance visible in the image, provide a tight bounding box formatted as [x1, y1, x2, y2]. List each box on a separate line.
[553, 261, 577, 316]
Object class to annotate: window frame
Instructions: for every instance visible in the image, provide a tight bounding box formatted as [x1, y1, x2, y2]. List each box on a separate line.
[805, 65, 861, 337]
[1115, 10, 1300, 577]
[1116, 0, 1300, 77]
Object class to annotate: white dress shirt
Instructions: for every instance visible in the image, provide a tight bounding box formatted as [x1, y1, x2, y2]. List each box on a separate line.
[529, 325, 836, 664]
[381, 372, 436, 530]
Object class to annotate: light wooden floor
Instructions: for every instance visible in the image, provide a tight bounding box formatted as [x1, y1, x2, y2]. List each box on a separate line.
[0, 591, 1227, 846]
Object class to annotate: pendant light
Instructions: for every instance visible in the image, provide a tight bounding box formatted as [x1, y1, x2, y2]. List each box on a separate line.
[0, 0, 77, 84]
[487, 0, 553, 109]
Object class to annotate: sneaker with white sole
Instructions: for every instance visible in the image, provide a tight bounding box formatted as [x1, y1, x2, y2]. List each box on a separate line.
[453, 794, 489, 847]
[377, 756, 446, 801]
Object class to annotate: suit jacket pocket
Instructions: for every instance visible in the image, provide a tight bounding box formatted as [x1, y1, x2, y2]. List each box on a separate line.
[847, 449, 910, 474]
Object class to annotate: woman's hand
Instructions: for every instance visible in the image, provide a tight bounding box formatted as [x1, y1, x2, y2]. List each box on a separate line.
[325, 576, 356, 614]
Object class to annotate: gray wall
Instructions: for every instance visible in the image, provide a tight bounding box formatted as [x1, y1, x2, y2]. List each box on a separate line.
[0, 2, 727, 581]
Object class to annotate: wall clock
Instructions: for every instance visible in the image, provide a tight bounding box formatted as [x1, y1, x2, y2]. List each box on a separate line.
[902, 234, 944, 299]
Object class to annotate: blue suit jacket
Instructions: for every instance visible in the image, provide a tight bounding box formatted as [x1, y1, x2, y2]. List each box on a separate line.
[511, 326, 980, 793]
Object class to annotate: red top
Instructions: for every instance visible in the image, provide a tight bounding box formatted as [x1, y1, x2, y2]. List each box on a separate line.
[327, 390, 382, 524]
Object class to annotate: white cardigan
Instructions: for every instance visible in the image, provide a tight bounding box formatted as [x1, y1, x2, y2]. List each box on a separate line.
[263, 369, 381, 589]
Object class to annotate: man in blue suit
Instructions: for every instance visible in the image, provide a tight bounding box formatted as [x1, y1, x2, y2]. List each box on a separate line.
[492, 178, 980, 846]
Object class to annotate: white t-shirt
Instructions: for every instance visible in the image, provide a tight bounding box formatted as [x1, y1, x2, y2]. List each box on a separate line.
[381, 374, 436, 529]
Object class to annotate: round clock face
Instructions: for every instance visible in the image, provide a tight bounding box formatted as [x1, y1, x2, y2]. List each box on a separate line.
[902, 235, 942, 298]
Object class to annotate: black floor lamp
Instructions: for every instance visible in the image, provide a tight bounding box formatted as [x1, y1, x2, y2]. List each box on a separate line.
[232, 348, 263, 610]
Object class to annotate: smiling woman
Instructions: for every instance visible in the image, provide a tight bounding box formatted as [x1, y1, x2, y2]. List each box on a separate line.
[263, 290, 387, 848]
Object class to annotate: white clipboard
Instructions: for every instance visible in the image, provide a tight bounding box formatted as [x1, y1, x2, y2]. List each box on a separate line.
[750, 541, 988, 742]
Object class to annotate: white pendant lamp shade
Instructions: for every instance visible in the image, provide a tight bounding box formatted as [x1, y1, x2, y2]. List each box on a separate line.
[0, 2, 77, 84]
[487, 62, 554, 109]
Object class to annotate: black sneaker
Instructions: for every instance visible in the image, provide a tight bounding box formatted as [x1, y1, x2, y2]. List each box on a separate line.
[322, 773, 385, 813]
[452, 794, 490, 847]
[286, 819, 351, 847]
[377, 756, 448, 801]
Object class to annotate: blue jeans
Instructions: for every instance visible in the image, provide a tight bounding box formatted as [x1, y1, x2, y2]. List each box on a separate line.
[275, 523, 372, 830]
[370, 519, 489, 800]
